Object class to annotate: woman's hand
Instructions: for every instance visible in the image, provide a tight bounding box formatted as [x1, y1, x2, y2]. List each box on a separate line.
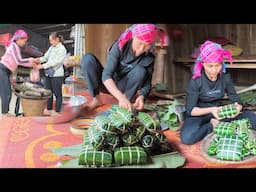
[235, 102, 243, 113]
[32, 63, 37, 69]
[118, 94, 133, 112]
[133, 95, 145, 111]
[35, 64, 43, 70]
[33, 58, 41, 63]
[229, 102, 243, 118]
[35, 57, 41, 63]
[212, 106, 223, 120]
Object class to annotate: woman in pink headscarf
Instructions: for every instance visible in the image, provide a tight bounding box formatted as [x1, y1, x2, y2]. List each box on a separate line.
[81, 24, 168, 111]
[180, 40, 256, 145]
[0, 29, 37, 117]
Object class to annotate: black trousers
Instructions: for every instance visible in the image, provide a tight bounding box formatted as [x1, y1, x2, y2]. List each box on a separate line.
[0, 63, 12, 114]
[45, 76, 64, 112]
[181, 110, 256, 145]
[81, 53, 147, 100]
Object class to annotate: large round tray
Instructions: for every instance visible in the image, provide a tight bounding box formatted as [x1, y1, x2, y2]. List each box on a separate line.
[70, 118, 94, 139]
[200, 130, 256, 164]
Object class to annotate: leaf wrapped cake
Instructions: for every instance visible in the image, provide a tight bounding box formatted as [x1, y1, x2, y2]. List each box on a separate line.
[233, 118, 252, 135]
[141, 134, 156, 154]
[122, 132, 139, 146]
[110, 105, 133, 125]
[108, 105, 133, 134]
[155, 132, 167, 144]
[114, 146, 148, 165]
[108, 113, 127, 134]
[213, 122, 237, 136]
[242, 148, 250, 158]
[137, 112, 161, 133]
[208, 144, 218, 156]
[79, 145, 112, 167]
[141, 135, 155, 148]
[94, 115, 116, 136]
[134, 125, 146, 140]
[217, 104, 237, 118]
[78, 104, 177, 167]
[216, 135, 243, 161]
[84, 126, 105, 150]
[105, 134, 120, 150]
[205, 118, 256, 162]
[250, 147, 256, 155]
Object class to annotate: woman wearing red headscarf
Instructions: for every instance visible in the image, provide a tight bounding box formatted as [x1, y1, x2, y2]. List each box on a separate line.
[0, 29, 37, 117]
[81, 24, 168, 112]
[181, 40, 256, 145]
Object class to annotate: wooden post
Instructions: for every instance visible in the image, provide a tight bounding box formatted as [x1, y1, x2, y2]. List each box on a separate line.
[152, 46, 167, 85]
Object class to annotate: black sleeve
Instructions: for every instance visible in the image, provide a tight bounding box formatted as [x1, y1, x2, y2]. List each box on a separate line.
[102, 42, 121, 82]
[225, 74, 242, 104]
[185, 79, 200, 116]
[140, 61, 154, 98]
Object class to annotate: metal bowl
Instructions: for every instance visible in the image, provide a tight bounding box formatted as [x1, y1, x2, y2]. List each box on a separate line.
[32, 95, 87, 124]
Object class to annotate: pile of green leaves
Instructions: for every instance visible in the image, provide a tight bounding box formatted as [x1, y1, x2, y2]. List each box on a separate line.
[144, 99, 185, 131]
[238, 91, 256, 106]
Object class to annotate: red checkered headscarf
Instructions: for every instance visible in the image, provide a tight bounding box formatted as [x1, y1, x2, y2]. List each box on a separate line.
[192, 40, 233, 79]
[118, 24, 168, 50]
[5, 29, 28, 48]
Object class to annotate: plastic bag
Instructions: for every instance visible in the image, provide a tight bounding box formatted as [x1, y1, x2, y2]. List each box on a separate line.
[45, 67, 55, 77]
[30, 68, 40, 82]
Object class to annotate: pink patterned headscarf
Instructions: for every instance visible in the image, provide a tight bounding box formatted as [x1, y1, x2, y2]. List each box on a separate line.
[5, 29, 28, 48]
[192, 40, 233, 79]
[118, 24, 168, 50]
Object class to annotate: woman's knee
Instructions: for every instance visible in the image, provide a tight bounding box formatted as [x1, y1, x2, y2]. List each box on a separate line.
[180, 126, 199, 145]
[130, 65, 146, 81]
[242, 110, 256, 128]
[180, 122, 200, 145]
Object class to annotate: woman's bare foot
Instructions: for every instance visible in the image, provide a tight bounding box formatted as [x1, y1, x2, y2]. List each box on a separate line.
[83, 96, 103, 111]
[43, 109, 52, 116]
[2, 113, 15, 117]
[52, 111, 61, 116]
[210, 118, 219, 129]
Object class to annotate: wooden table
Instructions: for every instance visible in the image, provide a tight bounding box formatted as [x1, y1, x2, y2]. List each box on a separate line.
[176, 55, 256, 69]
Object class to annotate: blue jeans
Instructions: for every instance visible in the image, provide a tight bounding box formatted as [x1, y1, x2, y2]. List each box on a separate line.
[180, 110, 256, 145]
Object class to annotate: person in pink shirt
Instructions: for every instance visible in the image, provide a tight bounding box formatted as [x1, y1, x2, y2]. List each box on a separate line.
[0, 29, 37, 117]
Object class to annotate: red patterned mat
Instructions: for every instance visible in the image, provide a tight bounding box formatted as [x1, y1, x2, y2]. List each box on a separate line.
[0, 92, 117, 168]
[0, 116, 81, 168]
[1, 91, 256, 168]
